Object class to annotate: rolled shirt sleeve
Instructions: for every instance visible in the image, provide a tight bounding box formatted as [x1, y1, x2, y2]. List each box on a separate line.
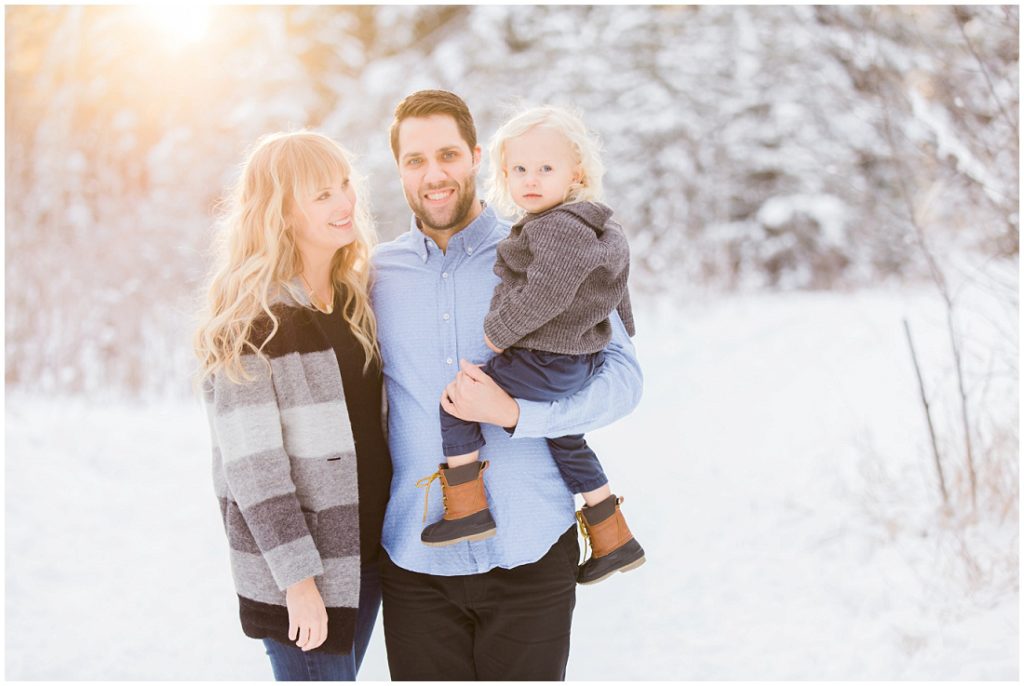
[510, 310, 642, 439]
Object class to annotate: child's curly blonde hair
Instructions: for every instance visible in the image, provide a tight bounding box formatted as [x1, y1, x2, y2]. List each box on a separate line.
[485, 105, 605, 218]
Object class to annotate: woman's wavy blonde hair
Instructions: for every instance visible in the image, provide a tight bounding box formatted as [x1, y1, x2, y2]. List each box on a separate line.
[485, 105, 605, 218]
[194, 130, 379, 385]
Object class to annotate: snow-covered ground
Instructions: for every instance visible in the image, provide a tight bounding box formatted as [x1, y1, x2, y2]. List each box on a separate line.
[5, 288, 1017, 680]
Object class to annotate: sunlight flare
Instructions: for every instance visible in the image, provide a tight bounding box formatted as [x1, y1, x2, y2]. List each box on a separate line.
[140, 4, 210, 45]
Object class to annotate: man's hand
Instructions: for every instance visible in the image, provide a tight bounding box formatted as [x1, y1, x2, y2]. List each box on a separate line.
[441, 359, 520, 429]
[484, 334, 504, 355]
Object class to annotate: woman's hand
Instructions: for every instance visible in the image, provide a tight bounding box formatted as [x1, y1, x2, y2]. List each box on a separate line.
[484, 334, 504, 355]
[441, 359, 520, 429]
[286, 577, 328, 651]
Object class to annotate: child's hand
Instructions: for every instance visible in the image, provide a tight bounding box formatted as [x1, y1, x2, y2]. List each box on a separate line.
[484, 334, 504, 354]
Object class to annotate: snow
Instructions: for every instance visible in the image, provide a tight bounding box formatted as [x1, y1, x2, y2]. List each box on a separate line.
[5, 7, 1015, 677]
[8, 5, 1017, 397]
[758, 193, 848, 246]
[908, 89, 1011, 207]
[5, 288, 1016, 680]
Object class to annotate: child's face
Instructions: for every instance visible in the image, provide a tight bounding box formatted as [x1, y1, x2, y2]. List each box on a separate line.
[503, 126, 581, 214]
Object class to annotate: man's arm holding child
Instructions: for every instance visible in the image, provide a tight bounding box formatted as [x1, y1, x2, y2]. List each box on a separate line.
[441, 311, 642, 437]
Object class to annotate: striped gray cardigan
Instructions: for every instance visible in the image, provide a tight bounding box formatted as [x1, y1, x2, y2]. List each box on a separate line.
[203, 286, 378, 655]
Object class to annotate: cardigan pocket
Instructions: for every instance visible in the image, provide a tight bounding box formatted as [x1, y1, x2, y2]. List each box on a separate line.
[223, 500, 262, 555]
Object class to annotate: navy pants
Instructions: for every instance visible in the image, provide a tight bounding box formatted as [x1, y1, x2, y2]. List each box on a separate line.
[440, 348, 608, 494]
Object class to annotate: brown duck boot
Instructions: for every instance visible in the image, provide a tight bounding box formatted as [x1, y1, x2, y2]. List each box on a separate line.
[576, 494, 646, 585]
[417, 461, 497, 547]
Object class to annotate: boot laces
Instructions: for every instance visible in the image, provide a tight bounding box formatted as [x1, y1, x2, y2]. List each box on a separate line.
[575, 509, 591, 565]
[415, 470, 447, 522]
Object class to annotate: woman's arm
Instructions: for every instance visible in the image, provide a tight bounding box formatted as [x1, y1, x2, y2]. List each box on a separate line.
[208, 354, 328, 650]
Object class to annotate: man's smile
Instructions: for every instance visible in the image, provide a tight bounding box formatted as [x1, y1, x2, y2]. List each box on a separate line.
[424, 187, 456, 204]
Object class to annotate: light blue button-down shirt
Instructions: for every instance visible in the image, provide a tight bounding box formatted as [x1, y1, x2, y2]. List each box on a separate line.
[371, 204, 643, 575]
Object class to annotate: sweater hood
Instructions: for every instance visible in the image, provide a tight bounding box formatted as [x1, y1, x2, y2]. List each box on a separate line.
[531, 201, 614, 234]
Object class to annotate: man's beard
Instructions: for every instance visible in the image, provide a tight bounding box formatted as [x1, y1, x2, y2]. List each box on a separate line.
[410, 175, 478, 233]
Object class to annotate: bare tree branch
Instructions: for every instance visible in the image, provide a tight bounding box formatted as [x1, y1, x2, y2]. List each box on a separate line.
[903, 318, 950, 506]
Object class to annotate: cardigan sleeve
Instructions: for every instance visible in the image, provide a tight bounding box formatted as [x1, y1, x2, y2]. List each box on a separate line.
[209, 353, 325, 591]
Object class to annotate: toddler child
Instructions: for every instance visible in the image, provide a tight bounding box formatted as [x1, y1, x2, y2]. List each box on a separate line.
[418, 105, 645, 585]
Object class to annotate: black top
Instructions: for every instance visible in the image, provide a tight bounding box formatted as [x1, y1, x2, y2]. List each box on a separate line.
[312, 290, 392, 564]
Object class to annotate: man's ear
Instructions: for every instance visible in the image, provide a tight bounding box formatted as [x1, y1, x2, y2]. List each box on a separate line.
[472, 146, 482, 171]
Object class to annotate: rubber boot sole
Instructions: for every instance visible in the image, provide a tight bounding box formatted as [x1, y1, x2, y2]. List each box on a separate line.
[421, 509, 497, 547]
[578, 555, 646, 585]
[421, 527, 497, 547]
[577, 538, 647, 585]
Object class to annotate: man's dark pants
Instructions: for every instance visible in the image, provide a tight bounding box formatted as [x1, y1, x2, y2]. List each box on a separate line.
[380, 525, 580, 680]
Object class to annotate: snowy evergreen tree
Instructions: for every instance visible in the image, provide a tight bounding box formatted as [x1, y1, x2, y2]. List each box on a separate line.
[5, 5, 1017, 395]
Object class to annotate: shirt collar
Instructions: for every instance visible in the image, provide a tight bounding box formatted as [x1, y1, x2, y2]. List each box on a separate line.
[408, 201, 495, 263]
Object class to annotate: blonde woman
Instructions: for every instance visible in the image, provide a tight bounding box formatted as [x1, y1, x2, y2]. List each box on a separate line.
[425, 105, 646, 585]
[195, 131, 391, 680]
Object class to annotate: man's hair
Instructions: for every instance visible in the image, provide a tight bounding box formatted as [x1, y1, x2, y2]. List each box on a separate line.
[389, 90, 478, 161]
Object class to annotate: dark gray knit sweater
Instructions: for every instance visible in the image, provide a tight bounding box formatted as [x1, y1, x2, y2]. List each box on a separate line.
[483, 201, 635, 355]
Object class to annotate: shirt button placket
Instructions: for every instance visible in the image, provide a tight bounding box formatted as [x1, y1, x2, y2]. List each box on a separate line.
[441, 262, 456, 372]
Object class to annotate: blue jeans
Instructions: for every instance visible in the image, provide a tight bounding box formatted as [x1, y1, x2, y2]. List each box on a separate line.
[439, 348, 609, 494]
[263, 561, 382, 681]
